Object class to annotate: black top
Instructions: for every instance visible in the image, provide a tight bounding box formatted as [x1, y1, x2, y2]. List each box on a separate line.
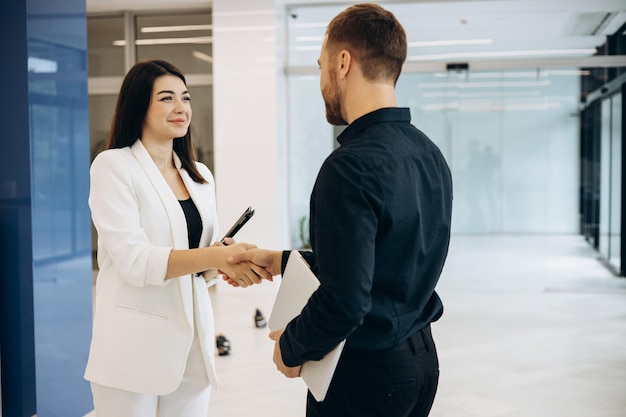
[279, 107, 453, 366]
[179, 198, 202, 249]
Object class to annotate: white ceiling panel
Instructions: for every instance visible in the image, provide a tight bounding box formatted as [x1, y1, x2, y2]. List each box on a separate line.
[86, 0, 626, 65]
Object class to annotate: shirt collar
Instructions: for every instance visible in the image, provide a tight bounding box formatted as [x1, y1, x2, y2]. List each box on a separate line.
[337, 107, 411, 145]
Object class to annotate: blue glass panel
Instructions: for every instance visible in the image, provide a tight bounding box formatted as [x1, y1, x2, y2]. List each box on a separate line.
[27, 0, 93, 415]
[1, 2, 39, 416]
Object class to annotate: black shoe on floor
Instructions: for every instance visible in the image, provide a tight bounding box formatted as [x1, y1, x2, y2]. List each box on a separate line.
[255, 308, 267, 328]
[216, 334, 231, 356]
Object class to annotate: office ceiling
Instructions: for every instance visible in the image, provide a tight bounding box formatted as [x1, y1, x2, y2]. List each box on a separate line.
[86, 0, 626, 64]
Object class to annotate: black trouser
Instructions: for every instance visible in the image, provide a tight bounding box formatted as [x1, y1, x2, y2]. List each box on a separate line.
[306, 326, 439, 417]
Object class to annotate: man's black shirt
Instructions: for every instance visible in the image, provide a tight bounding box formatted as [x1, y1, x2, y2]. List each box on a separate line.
[280, 107, 453, 366]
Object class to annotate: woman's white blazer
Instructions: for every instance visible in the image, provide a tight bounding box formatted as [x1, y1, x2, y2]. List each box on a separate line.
[84, 140, 219, 395]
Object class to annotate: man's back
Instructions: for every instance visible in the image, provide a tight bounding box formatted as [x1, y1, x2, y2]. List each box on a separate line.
[307, 107, 453, 351]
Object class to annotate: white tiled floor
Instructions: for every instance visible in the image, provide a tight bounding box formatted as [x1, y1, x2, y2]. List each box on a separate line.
[207, 235, 626, 417]
[85, 235, 626, 416]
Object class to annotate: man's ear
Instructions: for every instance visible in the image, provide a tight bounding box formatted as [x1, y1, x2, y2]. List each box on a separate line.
[338, 50, 352, 79]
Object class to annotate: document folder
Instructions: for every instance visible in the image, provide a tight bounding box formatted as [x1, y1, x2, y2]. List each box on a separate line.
[268, 250, 345, 402]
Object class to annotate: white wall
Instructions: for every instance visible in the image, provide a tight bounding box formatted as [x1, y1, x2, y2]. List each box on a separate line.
[212, 0, 288, 249]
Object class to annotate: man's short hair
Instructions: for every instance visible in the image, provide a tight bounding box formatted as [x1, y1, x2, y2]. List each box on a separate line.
[326, 3, 407, 85]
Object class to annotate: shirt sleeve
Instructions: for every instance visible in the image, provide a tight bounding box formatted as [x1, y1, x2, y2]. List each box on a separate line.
[280, 152, 381, 366]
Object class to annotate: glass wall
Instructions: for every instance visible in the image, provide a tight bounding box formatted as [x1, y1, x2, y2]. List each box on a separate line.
[399, 70, 580, 234]
[286, 68, 582, 244]
[286, 76, 333, 248]
[282, 3, 626, 261]
[598, 91, 623, 273]
[282, 2, 604, 246]
[87, 15, 125, 77]
[25, 1, 93, 415]
[136, 13, 212, 75]
[599, 98, 612, 260]
[610, 92, 622, 270]
[580, 100, 602, 248]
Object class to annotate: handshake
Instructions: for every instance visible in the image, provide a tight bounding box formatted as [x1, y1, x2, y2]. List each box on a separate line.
[216, 238, 282, 288]
[214, 238, 302, 378]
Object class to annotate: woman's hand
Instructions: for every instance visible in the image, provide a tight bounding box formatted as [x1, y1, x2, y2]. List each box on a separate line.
[219, 260, 270, 288]
[216, 240, 273, 287]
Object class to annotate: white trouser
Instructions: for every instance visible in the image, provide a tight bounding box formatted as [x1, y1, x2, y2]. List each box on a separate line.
[91, 334, 211, 417]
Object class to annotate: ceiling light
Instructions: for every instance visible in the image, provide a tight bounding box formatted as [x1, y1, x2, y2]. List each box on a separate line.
[420, 101, 561, 112]
[421, 91, 459, 98]
[417, 80, 552, 89]
[213, 25, 275, 33]
[296, 36, 324, 42]
[295, 45, 322, 51]
[408, 39, 493, 47]
[192, 51, 213, 63]
[544, 70, 591, 76]
[141, 24, 212, 33]
[433, 70, 590, 78]
[421, 91, 542, 99]
[113, 36, 212, 46]
[435, 71, 538, 79]
[292, 22, 327, 29]
[409, 49, 597, 61]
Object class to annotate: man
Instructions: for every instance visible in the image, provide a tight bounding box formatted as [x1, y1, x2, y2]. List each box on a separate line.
[229, 3, 452, 416]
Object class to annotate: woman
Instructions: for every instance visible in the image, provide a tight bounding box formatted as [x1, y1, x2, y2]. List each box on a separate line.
[84, 59, 269, 416]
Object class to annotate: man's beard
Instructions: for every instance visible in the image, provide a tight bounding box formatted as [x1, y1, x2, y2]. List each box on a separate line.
[322, 69, 347, 126]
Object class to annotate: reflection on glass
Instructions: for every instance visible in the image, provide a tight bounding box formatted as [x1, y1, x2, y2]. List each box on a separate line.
[287, 68, 583, 238]
[609, 93, 622, 271]
[89, 95, 117, 161]
[599, 98, 611, 261]
[395, 69, 580, 234]
[87, 15, 125, 77]
[136, 13, 212, 75]
[28, 9, 93, 414]
[287, 76, 332, 248]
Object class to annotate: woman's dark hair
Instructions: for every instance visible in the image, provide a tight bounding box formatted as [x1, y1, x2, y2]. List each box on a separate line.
[106, 59, 206, 183]
[326, 3, 407, 86]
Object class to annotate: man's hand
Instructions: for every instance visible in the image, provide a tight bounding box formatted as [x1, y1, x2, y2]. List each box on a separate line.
[215, 239, 273, 287]
[269, 330, 301, 378]
[218, 261, 270, 287]
[228, 248, 283, 276]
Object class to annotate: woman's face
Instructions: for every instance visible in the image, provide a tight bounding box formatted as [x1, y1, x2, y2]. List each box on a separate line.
[142, 74, 192, 141]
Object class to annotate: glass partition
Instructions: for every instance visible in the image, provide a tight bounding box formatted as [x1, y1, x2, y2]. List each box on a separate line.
[286, 75, 333, 248]
[609, 92, 622, 271]
[286, 68, 582, 244]
[87, 15, 125, 77]
[598, 91, 623, 273]
[396, 70, 578, 234]
[599, 98, 612, 260]
[28, 14, 93, 416]
[136, 13, 212, 75]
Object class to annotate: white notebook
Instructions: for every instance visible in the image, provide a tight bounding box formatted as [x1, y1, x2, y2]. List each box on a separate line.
[268, 250, 346, 402]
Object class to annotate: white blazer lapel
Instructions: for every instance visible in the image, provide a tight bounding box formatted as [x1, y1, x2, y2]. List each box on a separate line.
[131, 140, 189, 249]
[131, 140, 194, 327]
